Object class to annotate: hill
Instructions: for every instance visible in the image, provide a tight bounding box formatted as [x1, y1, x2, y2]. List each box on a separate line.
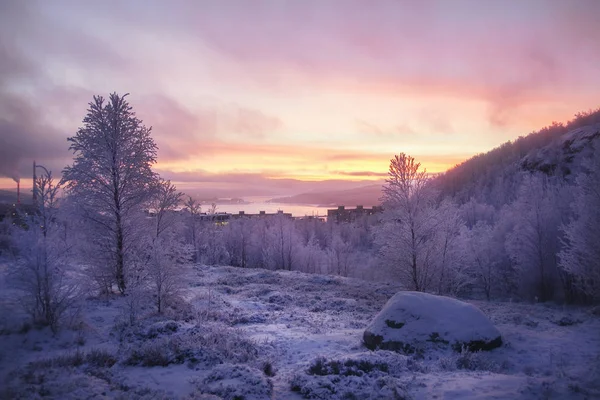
[269, 184, 383, 207]
[433, 108, 600, 207]
[0, 189, 30, 205]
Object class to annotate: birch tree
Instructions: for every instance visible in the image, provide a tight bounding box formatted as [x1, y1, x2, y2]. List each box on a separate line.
[376, 153, 438, 291]
[62, 93, 159, 294]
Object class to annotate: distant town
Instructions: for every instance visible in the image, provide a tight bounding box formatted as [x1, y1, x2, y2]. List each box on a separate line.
[176, 204, 383, 223]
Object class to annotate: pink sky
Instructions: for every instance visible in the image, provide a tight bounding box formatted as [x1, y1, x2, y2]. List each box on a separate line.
[1, 0, 599, 192]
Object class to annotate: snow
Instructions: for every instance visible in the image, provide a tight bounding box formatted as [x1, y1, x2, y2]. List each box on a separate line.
[1, 263, 599, 399]
[364, 291, 502, 352]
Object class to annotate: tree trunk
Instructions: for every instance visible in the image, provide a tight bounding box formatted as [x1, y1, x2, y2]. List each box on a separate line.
[410, 224, 420, 291]
[116, 217, 126, 294]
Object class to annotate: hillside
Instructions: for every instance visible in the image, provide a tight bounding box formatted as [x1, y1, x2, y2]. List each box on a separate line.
[1, 264, 598, 399]
[434, 109, 600, 206]
[269, 184, 383, 207]
[0, 189, 31, 205]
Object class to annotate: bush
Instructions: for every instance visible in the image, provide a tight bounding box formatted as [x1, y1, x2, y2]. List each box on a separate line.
[307, 356, 389, 377]
[193, 363, 273, 400]
[290, 374, 410, 400]
[438, 348, 500, 372]
[181, 323, 259, 365]
[123, 323, 260, 369]
[86, 349, 117, 368]
[144, 320, 180, 338]
[123, 341, 173, 367]
[26, 349, 117, 370]
[291, 353, 411, 400]
[262, 361, 276, 377]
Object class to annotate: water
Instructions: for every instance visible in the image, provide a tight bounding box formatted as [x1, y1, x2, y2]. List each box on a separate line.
[203, 196, 330, 217]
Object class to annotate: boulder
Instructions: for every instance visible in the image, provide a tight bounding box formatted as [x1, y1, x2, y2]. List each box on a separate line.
[363, 291, 502, 353]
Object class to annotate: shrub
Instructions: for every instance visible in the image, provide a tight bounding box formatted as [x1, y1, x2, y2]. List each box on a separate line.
[123, 341, 173, 367]
[86, 349, 117, 368]
[438, 347, 500, 372]
[307, 356, 389, 377]
[193, 364, 273, 400]
[262, 361, 276, 377]
[27, 349, 117, 370]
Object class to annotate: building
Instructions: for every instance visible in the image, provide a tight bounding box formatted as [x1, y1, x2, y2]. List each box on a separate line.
[196, 209, 293, 223]
[326, 205, 383, 223]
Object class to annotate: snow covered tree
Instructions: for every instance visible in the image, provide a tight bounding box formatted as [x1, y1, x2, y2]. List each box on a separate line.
[296, 234, 324, 274]
[183, 196, 202, 262]
[326, 228, 354, 276]
[461, 222, 500, 300]
[263, 214, 299, 270]
[62, 93, 159, 294]
[433, 200, 469, 295]
[376, 154, 438, 291]
[150, 179, 182, 239]
[505, 174, 564, 301]
[10, 169, 79, 331]
[559, 149, 600, 303]
[223, 218, 254, 268]
[146, 179, 187, 313]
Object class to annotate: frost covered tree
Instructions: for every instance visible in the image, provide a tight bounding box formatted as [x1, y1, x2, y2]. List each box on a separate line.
[376, 154, 438, 291]
[223, 218, 254, 268]
[434, 200, 469, 295]
[150, 179, 182, 239]
[263, 215, 299, 270]
[62, 93, 159, 294]
[326, 228, 354, 276]
[505, 174, 564, 301]
[10, 169, 79, 331]
[296, 234, 324, 274]
[183, 196, 202, 262]
[461, 222, 500, 300]
[146, 179, 187, 313]
[559, 150, 600, 303]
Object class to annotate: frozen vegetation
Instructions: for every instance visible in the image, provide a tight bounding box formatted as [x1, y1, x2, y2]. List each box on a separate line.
[1, 95, 600, 399]
[0, 264, 599, 399]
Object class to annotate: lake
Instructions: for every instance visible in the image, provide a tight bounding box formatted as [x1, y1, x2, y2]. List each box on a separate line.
[201, 196, 330, 217]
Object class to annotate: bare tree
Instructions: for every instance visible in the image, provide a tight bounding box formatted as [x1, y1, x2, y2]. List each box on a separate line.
[150, 179, 182, 239]
[10, 169, 79, 331]
[62, 93, 159, 294]
[326, 229, 353, 276]
[462, 222, 498, 300]
[376, 153, 438, 291]
[506, 174, 563, 301]
[146, 179, 186, 313]
[263, 215, 298, 270]
[183, 196, 202, 262]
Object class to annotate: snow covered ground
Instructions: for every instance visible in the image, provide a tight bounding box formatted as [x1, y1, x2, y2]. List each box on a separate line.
[1, 263, 599, 399]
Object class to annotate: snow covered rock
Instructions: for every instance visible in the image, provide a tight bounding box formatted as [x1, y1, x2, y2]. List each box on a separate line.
[364, 291, 502, 353]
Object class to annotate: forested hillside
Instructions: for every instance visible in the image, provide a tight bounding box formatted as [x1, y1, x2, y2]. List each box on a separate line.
[434, 109, 600, 207]
[424, 109, 600, 303]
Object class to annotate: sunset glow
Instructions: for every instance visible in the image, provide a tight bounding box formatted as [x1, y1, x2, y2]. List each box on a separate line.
[1, 0, 599, 193]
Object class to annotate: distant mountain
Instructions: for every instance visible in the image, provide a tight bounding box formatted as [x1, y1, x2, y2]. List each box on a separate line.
[180, 179, 384, 201]
[269, 184, 383, 207]
[0, 189, 31, 205]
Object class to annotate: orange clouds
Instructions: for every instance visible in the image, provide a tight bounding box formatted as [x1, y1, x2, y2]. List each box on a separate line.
[155, 138, 469, 183]
[2, 1, 599, 191]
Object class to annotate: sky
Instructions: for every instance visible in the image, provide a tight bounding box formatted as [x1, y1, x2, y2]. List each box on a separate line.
[1, 0, 599, 195]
